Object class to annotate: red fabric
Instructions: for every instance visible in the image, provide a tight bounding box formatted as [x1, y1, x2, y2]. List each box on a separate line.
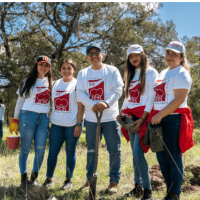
[11, 118, 19, 124]
[121, 106, 150, 153]
[148, 107, 194, 154]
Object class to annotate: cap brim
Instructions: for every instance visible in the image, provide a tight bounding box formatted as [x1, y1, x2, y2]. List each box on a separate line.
[127, 50, 142, 56]
[86, 46, 101, 53]
[163, 47, 182, 53]
[37, 61, 51, 66]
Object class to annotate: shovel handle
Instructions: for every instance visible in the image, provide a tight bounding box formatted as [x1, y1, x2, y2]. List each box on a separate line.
[92, 112, 102, 173]
[89, 112, 103, 200]
[96, 112, 103, 124]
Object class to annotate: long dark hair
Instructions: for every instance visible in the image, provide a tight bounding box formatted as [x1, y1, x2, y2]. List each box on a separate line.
[124, 52, 148, 98]
[19, 63, 53, 97]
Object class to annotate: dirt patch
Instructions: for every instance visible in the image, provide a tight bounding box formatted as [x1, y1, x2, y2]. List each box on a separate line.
[149, 164, 200, 193]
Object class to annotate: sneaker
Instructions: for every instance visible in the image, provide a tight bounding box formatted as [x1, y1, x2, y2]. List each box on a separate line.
[62, 179, 73, 190]
[79, 181, 90, 190]
[104, 182, 118, 194]
[124, 183, 143, 198]
[42, 178, 52, 189]
[141, 188, 153, 200]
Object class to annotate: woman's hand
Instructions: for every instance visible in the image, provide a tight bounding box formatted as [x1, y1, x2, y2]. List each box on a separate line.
[131, 118, 144, 133]
[151, 112, 162, 125]
[74, 126, 82, 137]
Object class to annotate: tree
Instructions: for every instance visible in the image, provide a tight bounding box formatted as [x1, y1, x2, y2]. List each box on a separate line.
[184, 37, 200, 125]
[0, 2, 41, 89]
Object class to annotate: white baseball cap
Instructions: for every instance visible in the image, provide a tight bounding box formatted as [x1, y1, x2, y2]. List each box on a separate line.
[127, 44, 144, 57]
[165, 41, 185, 54]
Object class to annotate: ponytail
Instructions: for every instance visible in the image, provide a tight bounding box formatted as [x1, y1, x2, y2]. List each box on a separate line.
[180, 53, 189, 71]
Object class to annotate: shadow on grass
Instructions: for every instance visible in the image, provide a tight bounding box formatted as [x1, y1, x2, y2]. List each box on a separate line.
[50, 188, 125, 200]
[0, 185, 29, 200]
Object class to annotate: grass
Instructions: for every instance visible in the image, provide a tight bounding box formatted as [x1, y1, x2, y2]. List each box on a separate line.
[0, 126, 200, 199]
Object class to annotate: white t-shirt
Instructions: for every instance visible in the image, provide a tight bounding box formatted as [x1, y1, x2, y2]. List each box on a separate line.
[121, 66, 158, 113]
[50, 78, 78, 126]
[76, 64, 124, 122]
[0, 104, 6, 121]
[16, 77, 50, 113]
[153, 65, 192, 111]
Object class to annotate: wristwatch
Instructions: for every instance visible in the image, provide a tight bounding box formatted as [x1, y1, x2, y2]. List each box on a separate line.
[76, 123, 82, 127]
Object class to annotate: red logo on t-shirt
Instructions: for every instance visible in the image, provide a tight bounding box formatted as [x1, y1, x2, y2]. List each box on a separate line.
[35, 90, 50, 104]
[54, 91, 69, 111]
[154, 82, 166, 102]
[88, 79, 104, 100]
[129, 83, 140, 103]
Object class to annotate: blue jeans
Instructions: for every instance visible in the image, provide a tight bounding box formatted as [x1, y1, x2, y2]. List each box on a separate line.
[0, 120, 3, 138]
[19, 110, 49, 174]
[46, 124, 80, 179]
[85, 120, 121, 184]
[156, 114, 183, 195]
[129, 131, 151, 189]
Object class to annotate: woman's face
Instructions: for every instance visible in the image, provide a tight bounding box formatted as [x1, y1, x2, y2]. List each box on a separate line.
[61, 62, 75, 80]
[37, 62, 50, 78]
[129, 53, 141, 68]
[165, 50, 183, 69]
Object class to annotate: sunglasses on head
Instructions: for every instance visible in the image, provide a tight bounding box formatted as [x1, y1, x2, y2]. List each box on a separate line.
[87, 51, 101, 57]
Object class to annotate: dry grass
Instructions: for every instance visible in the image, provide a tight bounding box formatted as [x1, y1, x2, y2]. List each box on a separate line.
[0, 126, 200, 199]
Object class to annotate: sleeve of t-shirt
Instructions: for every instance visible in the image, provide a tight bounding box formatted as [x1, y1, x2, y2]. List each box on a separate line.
[173, 71, 192, 90]
[76, 71, 96, 109]
[14, 96, 26, 119]
[105, 69, 124, 107]
[144, 69, 158, 113]
[0, 104, 6, 113]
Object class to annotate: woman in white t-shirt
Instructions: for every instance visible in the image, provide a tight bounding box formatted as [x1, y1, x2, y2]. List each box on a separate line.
[117, 45, 158, 200]
[9, 56, 53, 190]
[42, 59, 84, 190]
[150, 41, 194, 200]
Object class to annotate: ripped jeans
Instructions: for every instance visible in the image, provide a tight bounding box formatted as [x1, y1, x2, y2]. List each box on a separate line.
[19, 110, 49, 174]
[85, 120, 121, 184]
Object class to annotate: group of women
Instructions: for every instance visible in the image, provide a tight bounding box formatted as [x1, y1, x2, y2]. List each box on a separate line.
[8, 40, 193, 200]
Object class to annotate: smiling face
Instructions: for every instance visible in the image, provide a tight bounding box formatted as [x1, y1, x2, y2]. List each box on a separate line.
[128, 53, 141, 68]
[61, 62, 75, 82]
[37, 62, 50, 78]
[86, 48, 104, 69]
[165, 50, 184, 69]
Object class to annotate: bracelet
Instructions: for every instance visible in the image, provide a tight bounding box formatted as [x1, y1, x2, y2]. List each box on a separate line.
[140, 118, 145, 122]
[104, 102, 109, 108]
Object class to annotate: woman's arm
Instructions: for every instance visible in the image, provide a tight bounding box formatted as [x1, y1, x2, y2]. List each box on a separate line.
[14, 96, 26, 119]
[74, 102, 85, 137]
[151, 88, 188, 125]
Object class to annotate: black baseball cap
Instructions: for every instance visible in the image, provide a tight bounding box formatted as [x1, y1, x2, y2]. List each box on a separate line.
[86, 43, 102, 54]
[36, 56, 51, 66]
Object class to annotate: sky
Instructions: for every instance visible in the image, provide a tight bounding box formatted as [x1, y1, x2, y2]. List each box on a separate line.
[156, 2, 200, 40]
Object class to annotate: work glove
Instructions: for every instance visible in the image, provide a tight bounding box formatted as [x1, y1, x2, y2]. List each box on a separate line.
[143, 122, 163, 152]
[118, 114, 136, 132]
[150, 123, 163, 152]
[9, 118, 19, 135]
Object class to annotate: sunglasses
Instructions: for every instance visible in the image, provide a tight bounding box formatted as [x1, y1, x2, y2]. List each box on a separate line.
[87, 51, 101, 57]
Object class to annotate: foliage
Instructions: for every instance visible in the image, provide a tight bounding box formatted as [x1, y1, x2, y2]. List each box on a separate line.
[185, 37, 200, 125]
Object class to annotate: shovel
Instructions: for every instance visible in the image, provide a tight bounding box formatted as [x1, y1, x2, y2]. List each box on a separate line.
[89, 112, 103, 200]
